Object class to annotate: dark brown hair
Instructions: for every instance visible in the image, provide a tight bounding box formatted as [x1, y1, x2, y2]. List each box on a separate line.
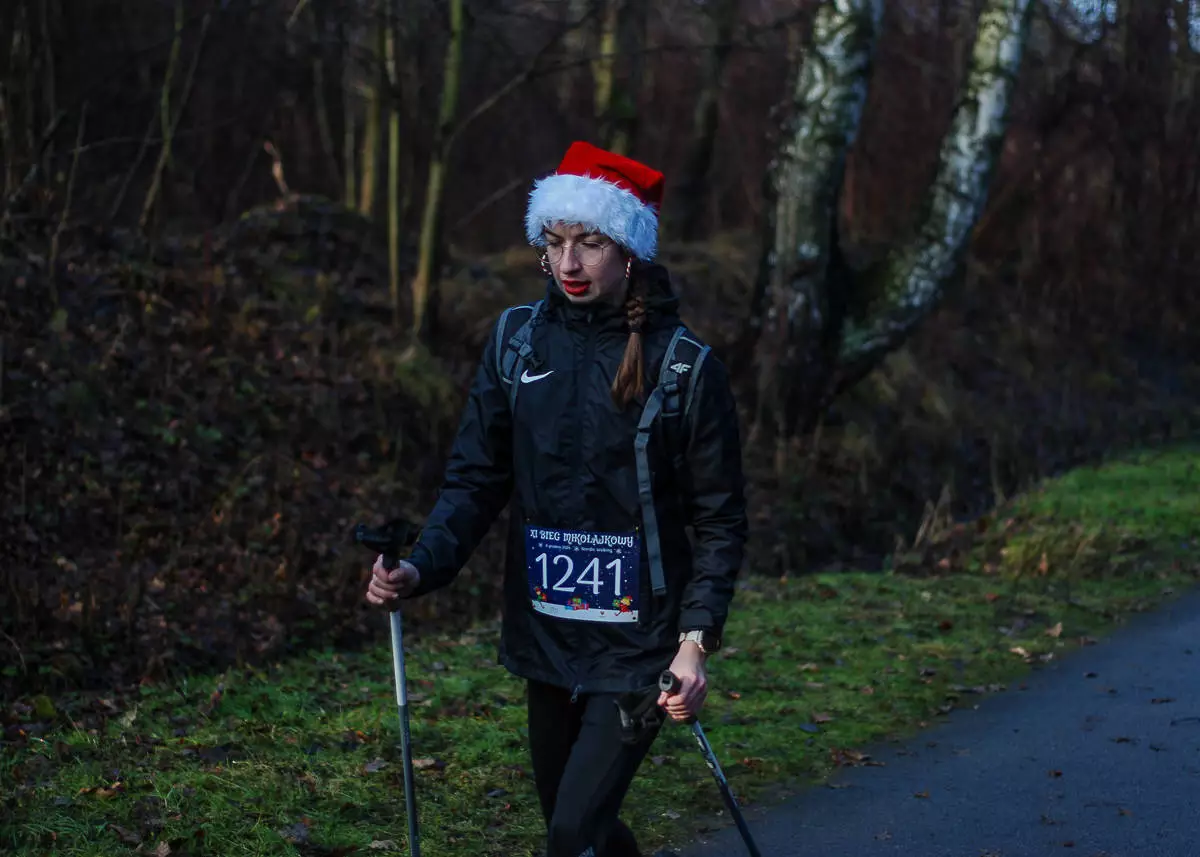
[610, 262, 647, 409]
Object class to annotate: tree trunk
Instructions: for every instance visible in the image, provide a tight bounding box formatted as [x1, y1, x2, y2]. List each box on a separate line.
[38, 0, 56, 181]
[357, 17, 384, 218]
[310, 0, 341, 194]
[341, 15, 357, 209]
[559, 0, 594, 114]
[607, 0, 648, 155]
[593, 0, 627, 150]
[140, 4, 211, 232]
[751, 0, 883, 445]
[0, 83, 14, 199]
[751, 0, 1033, 449]
[410, 0, 464, 343]
[1116, 0, 1171, 283]
[836, 0, 1033, 383]
[385, 0, 402, 328]
[669, 0, 739, 240]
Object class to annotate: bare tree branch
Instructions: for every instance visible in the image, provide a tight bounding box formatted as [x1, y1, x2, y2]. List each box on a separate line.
[49, 102, 86, 305]
[139, 7, 213, 231]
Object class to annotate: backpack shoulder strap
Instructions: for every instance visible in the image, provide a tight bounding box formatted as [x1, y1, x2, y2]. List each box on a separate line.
[635, 325, 712, 598]
[495, 299, 544, 411]
[657, 326, 711, 422]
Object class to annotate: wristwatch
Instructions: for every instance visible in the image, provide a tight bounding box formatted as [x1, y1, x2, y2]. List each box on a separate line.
[679, 629, 721, 654]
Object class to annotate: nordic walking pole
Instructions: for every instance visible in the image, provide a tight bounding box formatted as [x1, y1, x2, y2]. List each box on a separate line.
[356, 520, 421, 857]
[660, 670, 762, 857]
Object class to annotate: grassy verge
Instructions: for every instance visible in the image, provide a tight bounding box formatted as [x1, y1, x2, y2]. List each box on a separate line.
[3, 445, 1198, 856]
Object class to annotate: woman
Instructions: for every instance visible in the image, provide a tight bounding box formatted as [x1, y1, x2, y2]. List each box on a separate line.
[366, 141, 747, 857]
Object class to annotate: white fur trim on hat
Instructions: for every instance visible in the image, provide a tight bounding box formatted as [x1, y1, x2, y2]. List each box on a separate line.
[525, 173, 658, 262]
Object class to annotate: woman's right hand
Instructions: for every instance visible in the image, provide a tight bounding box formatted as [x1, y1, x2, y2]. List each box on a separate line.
[365, 556, 421, 608]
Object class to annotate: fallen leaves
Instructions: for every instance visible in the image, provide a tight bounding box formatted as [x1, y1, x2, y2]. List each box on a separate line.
[78, 781, 125, 799]
[829, 748, 884, 768]
[1009, 646, 1055, 664]
[412, 757, 446, 771]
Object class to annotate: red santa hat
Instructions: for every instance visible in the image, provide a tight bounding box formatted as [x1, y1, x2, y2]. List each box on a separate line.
[525, 141, 665, 262]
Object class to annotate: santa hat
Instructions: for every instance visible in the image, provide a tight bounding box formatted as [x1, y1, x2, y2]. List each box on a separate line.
[525, 141, 665, 262]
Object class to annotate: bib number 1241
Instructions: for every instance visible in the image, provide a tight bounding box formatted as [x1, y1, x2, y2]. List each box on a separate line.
[525, 526, 641, 623]
[534, 554, 625, 596]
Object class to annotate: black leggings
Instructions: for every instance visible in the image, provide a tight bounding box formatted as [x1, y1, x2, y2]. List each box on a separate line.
[526, 678, 664, 857]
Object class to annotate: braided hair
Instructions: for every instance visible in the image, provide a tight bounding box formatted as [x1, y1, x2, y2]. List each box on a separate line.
[610, 259, 647, 409]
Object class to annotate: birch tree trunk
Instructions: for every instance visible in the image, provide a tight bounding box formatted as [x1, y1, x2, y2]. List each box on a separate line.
[751, 0, 882, 452]
[751, 0, 1033, 454]
[410, 0, 464, 343]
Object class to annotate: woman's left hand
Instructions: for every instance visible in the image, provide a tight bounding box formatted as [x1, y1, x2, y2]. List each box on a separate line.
[657, 643, 708, 722]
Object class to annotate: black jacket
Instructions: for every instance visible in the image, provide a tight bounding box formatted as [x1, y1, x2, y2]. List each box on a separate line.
[406, 265, 747, 694]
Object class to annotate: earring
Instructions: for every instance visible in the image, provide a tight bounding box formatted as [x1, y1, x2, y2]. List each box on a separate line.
[625, 257, 633, 281]
[540, 253, 551, 276]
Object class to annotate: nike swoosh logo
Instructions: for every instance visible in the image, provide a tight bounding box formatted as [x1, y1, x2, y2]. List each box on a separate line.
[520, 369, 555, 384]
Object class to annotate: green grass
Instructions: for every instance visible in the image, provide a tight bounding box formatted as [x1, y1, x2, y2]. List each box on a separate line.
[3, 445, 1198, 856]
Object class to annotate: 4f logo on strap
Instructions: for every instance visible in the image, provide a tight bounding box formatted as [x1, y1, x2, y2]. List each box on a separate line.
[670, 362, 691, 375]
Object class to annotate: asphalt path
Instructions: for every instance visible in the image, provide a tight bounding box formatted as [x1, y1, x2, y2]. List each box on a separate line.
[681, 589, 1200, 857]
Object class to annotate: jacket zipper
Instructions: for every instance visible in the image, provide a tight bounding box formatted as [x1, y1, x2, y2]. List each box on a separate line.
[575, 313, 595, 514]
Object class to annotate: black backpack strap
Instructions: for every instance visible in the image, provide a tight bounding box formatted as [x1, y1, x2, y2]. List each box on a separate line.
[635, 325, 711, 598]
[495, 300, 544, 411]
[657, 328, 710, 422]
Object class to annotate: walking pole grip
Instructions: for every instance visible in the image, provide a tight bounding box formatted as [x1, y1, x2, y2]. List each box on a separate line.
[658, 670, 697, 724]
[353, 519, 421, 857]
[658, 670, 763, 857]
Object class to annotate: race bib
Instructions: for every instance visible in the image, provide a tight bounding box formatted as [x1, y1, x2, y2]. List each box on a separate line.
[525, 526, 640, 623]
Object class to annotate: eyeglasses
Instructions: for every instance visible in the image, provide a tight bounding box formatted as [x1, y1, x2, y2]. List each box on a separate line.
[543, 238, 615, 267]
